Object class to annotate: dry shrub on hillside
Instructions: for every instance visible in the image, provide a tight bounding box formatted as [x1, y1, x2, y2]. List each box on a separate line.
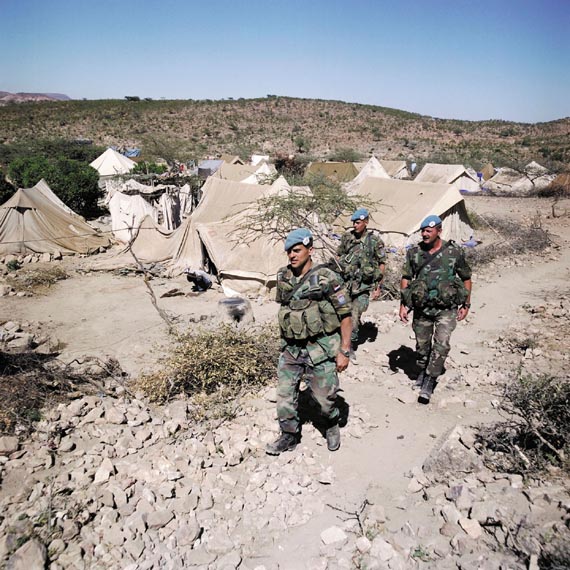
[465, 215, 552, 267]
[477, 372, 570, 475]
[134, 325, 280, 417]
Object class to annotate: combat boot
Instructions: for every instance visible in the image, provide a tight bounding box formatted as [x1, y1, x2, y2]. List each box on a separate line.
[413, 370, 425, 390]
[326, 423, 341, 451]
[418, 375, 437, 404]
[265, 432, 299, 455]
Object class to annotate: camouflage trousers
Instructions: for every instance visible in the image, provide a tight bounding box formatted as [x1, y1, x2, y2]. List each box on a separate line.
[412, 308, 458, 377]
[350, 292, 370, 344]
[276, 348, 339, 434]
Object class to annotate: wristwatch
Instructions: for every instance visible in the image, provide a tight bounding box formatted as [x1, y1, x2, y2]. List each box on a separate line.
[339, 348, 351, 357]
[463, 303, 471, 309]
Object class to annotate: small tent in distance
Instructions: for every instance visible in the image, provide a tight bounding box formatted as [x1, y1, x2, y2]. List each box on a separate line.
[90, 148, 136, 178]
[414, 163, 480, 194]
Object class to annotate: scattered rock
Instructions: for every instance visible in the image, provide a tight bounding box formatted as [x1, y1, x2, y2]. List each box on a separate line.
[7, 539, 47, 570]
[320, 526, 347, 546]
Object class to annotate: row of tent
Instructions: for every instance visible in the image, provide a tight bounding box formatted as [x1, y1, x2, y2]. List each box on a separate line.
[106, 159, 474, 296]
[2, 150, 561, 297]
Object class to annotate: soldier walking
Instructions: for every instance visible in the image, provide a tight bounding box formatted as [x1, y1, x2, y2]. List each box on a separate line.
[266, 228, 353, 455]
[399, 215, 472, 404]
[337, 208, 386, 355]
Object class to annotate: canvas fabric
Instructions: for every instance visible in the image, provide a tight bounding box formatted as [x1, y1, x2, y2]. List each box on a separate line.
[336, 178, 473, 248]
[0, 184, 109, 255]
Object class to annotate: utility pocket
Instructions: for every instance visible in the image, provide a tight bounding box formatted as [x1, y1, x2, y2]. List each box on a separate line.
[304, 302, 324, 337]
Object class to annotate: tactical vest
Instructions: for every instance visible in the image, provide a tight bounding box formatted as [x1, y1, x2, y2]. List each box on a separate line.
[339, 232, 382, 293]
[406, 242, 469, 309]
[277, 269, 341, 341]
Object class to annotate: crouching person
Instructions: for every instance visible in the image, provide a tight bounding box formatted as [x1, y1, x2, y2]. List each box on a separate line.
[266, 228, 352, 455]
[399, 215, 472, 405]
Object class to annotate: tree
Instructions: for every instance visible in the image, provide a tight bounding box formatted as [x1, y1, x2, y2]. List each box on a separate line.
[327, 147, 364, 162]
[234, 173, 379, 261]
[0, 169, 15, 204]
[293, 134, 311, 154]
[8, 156, 102, 217]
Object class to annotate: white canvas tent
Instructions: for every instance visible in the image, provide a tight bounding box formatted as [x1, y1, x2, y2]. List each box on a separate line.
[414, 163, 480, 194]
[338, 178, 472, 248]
[108, 192, 158, 243]
[345, 157, 390, 194]
[0, 181, 110, 255]
[33, 178, 76, 215]
[482, 162, 555, 195]
[130, 176, 291, 295]
[213, 162, 275, 184]
[90, 148, 136, 177]
[379, 160, 410, 179]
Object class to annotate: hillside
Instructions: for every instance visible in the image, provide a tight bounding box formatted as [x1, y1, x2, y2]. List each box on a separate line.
[0, 97, 568, 170]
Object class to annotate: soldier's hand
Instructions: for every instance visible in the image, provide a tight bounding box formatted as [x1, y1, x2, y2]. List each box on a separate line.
[457, 306, 469, 321]
[336, 352, 349, 372]
[371, 286, 381, 301]
[399, 304, 409, 324]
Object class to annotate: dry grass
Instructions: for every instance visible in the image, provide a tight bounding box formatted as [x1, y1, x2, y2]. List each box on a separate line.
[6, 266, 68, 293]
[0, 351, 121, 435]
[134, 325, 280, 419]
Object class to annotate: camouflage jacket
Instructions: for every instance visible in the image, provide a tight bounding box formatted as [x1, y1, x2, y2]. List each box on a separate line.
[337, 230, 386, 296]
[402, 240, 471, 315]
[276, 264, 352, 365]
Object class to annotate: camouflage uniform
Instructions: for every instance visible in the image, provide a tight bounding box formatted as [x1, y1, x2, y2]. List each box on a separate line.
[402, 240, 471, 377]
[337, 230, 386, 344]
[276, 265, 352, 434]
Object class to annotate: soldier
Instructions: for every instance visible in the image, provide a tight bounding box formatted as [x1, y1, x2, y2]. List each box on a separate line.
[337, 208, 386, 353]
[399, 215, 472, 404]
[266, 228, 353, 455]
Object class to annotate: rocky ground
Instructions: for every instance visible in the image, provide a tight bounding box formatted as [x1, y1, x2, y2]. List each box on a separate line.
[1, 196, 569, 569]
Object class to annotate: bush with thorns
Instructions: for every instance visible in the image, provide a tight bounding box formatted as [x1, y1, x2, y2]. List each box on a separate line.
[477, 371, 570, 475]
[134, 325, 281, 417]
[465, 214, 553, 267]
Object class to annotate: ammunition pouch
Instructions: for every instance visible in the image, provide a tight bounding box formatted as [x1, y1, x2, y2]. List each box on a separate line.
[408, 279, 429, 309]
[279, 298, 341, 341]
[435, 278, 469, 308]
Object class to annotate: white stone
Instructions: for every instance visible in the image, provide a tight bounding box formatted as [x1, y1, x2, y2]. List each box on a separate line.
[459, 516, 482, 539]
[320, 526, 347, 546]
[7, 539, 47, 570]
[356, 536, 372, 553]
[0, 436, 19, 456]
[370, 537, 394, 561]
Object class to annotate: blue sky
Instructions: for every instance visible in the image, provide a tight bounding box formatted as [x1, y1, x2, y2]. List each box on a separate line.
[1, 0, 568, 122]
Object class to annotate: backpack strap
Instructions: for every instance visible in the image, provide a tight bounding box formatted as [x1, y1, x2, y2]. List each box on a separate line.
[413, 242, 452, 279]
[281, 264, 327, 305]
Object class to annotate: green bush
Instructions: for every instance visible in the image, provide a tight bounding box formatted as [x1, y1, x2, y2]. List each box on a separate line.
[0, 168, 15, 204]
[8, 156, 102, 217]
[327, 147, 364, 162]
[132, 161, 167, 175]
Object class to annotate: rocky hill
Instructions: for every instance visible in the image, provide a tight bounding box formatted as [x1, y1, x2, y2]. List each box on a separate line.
[0, 96, 568, 170]
[0, 91, 71, 105]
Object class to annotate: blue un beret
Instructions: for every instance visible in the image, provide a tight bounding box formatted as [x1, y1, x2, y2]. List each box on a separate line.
[420, 215, 442, 229]
[284, 228, 313, 251]
[351, 208, 370, 221]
